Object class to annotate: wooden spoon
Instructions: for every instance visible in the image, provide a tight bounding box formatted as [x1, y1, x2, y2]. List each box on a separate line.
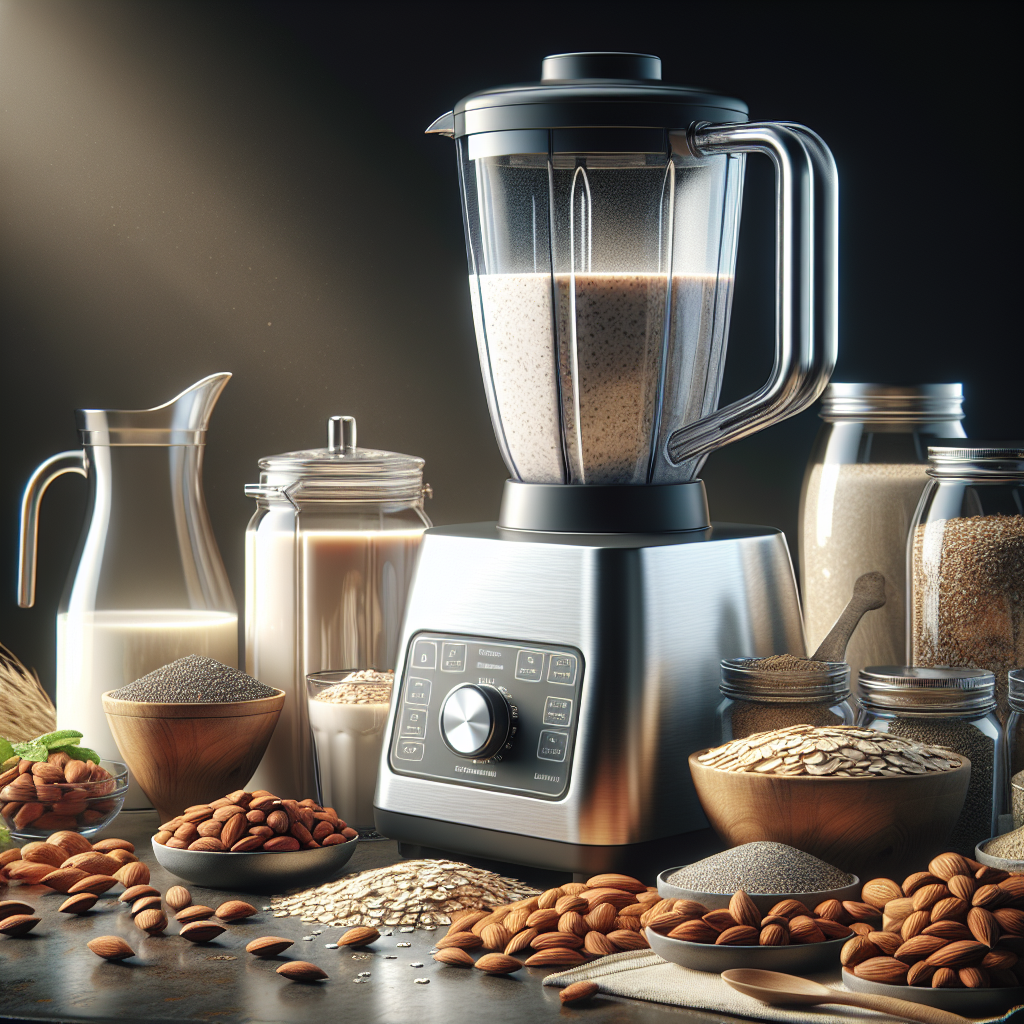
[721, 968, 972, 1024]
[811, 570, 887, 663]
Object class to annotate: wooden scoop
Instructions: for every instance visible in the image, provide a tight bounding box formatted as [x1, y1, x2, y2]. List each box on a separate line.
[811, 571, 887, 663]
[721, 969, 972, 1024]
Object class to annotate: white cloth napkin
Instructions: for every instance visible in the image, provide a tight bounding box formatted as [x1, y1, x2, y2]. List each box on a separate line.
[542, 950, 1024, 1023]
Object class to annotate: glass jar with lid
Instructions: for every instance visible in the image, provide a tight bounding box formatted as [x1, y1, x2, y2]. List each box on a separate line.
[1007, 670, 1024, 826]
[717, 658, 854, 742]
[909, 442, 1024, 722]
[244, 416, 431, 799]
[857, 665, 1004, 855]
[799, 384, 965, 685]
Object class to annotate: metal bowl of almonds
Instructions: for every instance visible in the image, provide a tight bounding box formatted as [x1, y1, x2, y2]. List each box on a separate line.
[689, 725, 971, 878]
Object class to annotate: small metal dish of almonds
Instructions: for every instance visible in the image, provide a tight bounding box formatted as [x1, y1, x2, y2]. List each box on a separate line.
[644, 889, 854, 973]
[839, 851, 1024, 1015]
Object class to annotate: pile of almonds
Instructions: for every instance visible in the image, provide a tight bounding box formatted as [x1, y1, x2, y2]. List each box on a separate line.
[646, 889, 870, 946]
[153, 789, 357, 852]
[842, 852, 1024, 989]
[0, 753, 118, 831]
[1, 831, 148, 895]
[430, 872, 653, 973]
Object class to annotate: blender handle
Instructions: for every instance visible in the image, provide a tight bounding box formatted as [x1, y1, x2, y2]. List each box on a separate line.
[18, 451, 88, 608]
[666, 121, 838, 465]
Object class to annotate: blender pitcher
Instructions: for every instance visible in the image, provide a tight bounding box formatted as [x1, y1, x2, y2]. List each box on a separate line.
[429, 52, 838, 485]
[18, 374, 238, 808]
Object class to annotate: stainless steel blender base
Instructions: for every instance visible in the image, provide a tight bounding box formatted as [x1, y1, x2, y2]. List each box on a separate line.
[374, 520, 805, 872]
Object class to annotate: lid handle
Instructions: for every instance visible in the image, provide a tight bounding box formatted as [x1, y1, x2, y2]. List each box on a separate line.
[328, 416, 357, 454]
[540, 52, 662, 81]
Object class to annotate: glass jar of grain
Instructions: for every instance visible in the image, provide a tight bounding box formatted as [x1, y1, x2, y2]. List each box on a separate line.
[799, 384, 965, 686]
[909, 443, 1024, 722]
[717, 659, 854, 742]
[857, 665, 1004, 856]
[1005, 669, 1024, 826]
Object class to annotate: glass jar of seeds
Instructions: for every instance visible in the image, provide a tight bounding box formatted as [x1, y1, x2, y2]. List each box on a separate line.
[798, 383, 965, 687]
[857, 665, 1004, 856]
[1006, 669, 1024, 826]
[909, 442, 1024, 722]
[717, 657, 854, 742]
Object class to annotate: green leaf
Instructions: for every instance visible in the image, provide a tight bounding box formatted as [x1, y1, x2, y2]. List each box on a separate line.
[0, 824, 11, 850]
[36, 729, 83, 748]
[0, 738, 15, 763]
[12, 740, 48, 761]
[63, 745, 101, 765]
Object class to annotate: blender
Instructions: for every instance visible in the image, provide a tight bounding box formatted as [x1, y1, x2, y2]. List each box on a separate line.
[374, 52, 838, 872]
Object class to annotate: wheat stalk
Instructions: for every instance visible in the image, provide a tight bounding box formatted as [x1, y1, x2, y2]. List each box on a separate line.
[0, 641, 56, 742]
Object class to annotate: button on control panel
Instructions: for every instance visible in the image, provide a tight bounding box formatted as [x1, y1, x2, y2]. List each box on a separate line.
[388, 632, 584, 799]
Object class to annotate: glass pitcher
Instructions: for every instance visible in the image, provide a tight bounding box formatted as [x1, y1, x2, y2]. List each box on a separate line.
[429, 51, 838, 485]
[18, 374, 237, 808]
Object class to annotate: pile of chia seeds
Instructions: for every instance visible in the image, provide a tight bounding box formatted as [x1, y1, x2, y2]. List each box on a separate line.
[667, 841, 853, 895]
[109, 656, 276, 703]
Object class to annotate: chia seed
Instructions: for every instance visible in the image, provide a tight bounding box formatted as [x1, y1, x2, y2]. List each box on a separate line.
[667, 842, 853, 895]
[109, 655, 276, 703]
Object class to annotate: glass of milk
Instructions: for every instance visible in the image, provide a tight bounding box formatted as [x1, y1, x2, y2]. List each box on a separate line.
[307, 669, 394, 829]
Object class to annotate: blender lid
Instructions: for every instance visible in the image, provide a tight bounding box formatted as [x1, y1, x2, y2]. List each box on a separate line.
[427, 52, 748, 142]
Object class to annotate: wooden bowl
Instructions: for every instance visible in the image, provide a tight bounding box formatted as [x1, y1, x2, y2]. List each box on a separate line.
[689, 750, 971, 879]
[102, 690, 285, 821]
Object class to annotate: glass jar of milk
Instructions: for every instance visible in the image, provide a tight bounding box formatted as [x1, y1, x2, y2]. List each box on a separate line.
[245, 417, 430, 800]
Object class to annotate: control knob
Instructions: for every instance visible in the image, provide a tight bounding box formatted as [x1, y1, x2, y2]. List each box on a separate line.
[439, 683, 511, 760]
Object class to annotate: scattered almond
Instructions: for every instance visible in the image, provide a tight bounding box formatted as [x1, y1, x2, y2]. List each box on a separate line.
[0, 914, 40, 937]
[179, 921, 226, 943]
[337, 926, 380, 947]
[560, 981, 600, 1004]
[433, 947, 475, 967]
[135, 908, 168, 934]
[246, 936, 294, 957]
[276, 960, 327, 982]
[474, 953, 523, 974]
[59, 893, 98, 914]
[215, 900, 256, 922]
[176, 905, 215, 923]
[87, 935, 135, 960]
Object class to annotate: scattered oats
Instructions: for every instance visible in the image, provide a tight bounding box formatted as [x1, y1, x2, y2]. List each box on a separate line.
[353, 978, 367, 984]
[397, 942, 411, 948]
[303, 936, 314, 941]
[274, 912, 288, 918]
[262, 906, 272, 911]
[410, 963, 424, 968]
[324, 944, 338, 949]
[414, 978, 430, 985]
[399, 927, 415, 933]
[358, 972, 371, 977]
[385, 955, 397, 959]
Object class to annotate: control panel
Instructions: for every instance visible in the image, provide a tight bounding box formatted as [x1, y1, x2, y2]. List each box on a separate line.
[388, 632, 584, 799]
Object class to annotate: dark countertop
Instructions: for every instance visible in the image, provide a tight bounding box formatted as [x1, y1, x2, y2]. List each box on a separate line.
[0, 811, 750, 1024]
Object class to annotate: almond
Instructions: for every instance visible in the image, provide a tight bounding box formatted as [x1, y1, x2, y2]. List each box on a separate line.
[729, 890, 761, 929]
[850, 922, 873, 936]
[616, 902, 646, 919]
[561, 883, 588, 897]
[503, 907, 530, 934]
[585, 873, 646, 894]
[815, 918, 853, 940]
[246, 936, 294, 957]
[6, 861, 52, 884]
[702, 909, 738, 933]
[647, 911, 692, 934]
[973, 884, 1009, 909]
[153, 831, 173, 846]
[960, 966, 990, 988]
[644, 898, 676, 920]
[931, 966, 960, 987]
[433, 947, 475, 967]
[470, 911, 500, 936]
[64, 851, 120, 875]
[613, 916, 642, 933]
[0, 850, 23, 868]
[68, 874, 118, 896]
[883, 896, 914, 922]
[814, 899, 846, 922]
[554, 894, 588, 916]
[447, 910, 489, 935]
[263, 835, 300, 852]
[231, 836, 266, 852]
[558, 912, 589, 937]
[929, 853, 972, 881]
[179, 921, 226, 943]
[840, 935, 876, 966]
[977, 866, 1010, 884]
[994, 907, 1024, 936]
[164, 886, 191, 911]
[503, 927, 539, 955]
[480, 923, 511, 950]
[997, 875, 1024, 901]
[92, 838, 134, 853]
[87, 935, 135, 960]
[59, 893, 98, 914]
[580, 930, 615, 955]
[895, 935, 948, 963]
[176, 905, 214, 923]
[967, 907, 1000, 947]
[131, 896, 163, 916]
[533, 930, 584, 950]
[473, 953, 523, 974]
[581, 888, 635, 911]
[39, 867, 89, 893]
[907, 960, 937, 986]
[789, 916, 825, 944]
[931, 897, 969, 923]
[524, 948, 587, 967]
[107, 850, 137, 866]
[585, 903, 618, 934]
[714, 925, 758, 946]
[902, 871, 942, 896]
[854, 956, 909, 983]
[862, 878, 903, 909]
[436, 931, 483, 950]
[759, 923, 789, 947]
[768, 899, 811, 918]
[0, 914, 39, 937]
[216, 900, 256, 922]
[923, 920, 973, 941]
[607, 930, 648, 951]
[47, 830, 93, 858]
[212, 804, 246, 822]
[948, 875, 977, 902]
[21, 842, 66, 869]
[901, 911, 932, 941]
[0, 900, 34, 919]
[537, 887, 564, 909]
[560, 981, 600, 1004]
[912, 883, 950, 911]
[114, 862, 150, 888]
[135, 908, 168, 934]
[668, 919, 720, 943]
[276, 961, 327, 982]
[338, 926, 379, 947]
[188, 837, 226, 852]
[925, 939, 988, 967]
[982, 949, 1019, 970]
[866, 931, 902, 956]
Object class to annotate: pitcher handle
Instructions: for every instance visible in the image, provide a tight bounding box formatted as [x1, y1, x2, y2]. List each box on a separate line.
[18, 451, 88, 608]
[666, 121, 838, 466]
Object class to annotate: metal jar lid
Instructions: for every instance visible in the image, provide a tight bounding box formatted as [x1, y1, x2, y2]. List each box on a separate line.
[246, 416, 427, 502]
[818, 383, 964, 424]
[720, 658, 851, 703]
[857, 666, 996, 715]
[1009, 669, 1024, 713]
[926, 441, 1024, 479]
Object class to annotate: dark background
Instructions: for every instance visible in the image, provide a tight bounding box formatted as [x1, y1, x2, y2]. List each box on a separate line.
[0, 0, 1018, 699]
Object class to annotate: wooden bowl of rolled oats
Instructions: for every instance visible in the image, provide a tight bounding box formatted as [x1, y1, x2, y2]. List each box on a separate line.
[689, 724, 971, 879]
